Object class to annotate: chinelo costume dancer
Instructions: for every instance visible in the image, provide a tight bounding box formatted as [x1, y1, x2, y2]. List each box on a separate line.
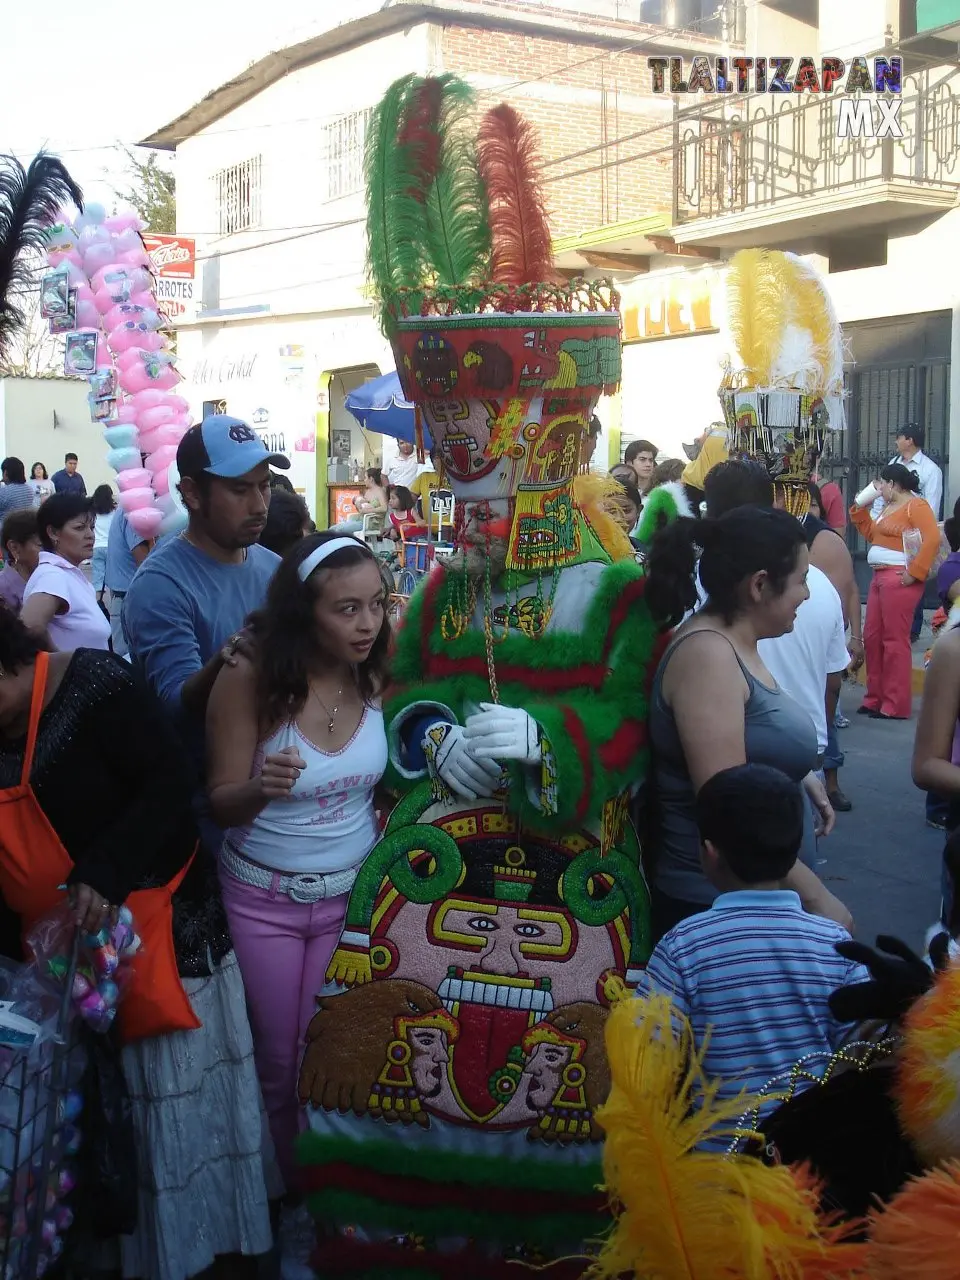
[296, 75, 674, 1277]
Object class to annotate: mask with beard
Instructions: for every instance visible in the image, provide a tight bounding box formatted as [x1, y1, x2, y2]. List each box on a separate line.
[452, 499, 512, 582]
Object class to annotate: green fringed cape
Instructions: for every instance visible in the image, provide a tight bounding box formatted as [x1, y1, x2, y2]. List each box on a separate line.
[385, 557, 656, 832]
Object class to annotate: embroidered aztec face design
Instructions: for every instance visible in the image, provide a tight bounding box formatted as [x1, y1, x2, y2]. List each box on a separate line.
[412, 333, 459, 396]
[303, 795, 641, 1141]
[421, 398, 503, 485]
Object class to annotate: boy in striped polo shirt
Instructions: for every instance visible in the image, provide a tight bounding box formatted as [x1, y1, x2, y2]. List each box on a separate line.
[639, 763, 870, 1128]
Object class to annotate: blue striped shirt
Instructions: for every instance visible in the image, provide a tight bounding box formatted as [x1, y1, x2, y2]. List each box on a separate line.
[638, 890, 869, 1122]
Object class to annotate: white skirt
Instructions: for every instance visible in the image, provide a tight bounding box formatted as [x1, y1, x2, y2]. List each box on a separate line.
[119, 952, 274, 1280]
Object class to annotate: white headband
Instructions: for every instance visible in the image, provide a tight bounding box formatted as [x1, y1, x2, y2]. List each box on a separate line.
[298, 536, 368, 582]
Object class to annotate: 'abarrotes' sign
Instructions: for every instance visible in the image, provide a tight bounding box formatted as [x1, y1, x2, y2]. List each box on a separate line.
[649, 56, 904, 140]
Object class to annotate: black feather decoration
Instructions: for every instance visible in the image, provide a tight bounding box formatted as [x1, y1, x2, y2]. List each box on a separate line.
[0, 152, 83, 358]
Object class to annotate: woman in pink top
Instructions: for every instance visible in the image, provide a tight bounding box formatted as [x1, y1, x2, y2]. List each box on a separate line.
[20, 494, 110, 652]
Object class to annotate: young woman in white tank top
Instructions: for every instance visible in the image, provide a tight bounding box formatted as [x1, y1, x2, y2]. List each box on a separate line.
[206, 532, 390, 1278]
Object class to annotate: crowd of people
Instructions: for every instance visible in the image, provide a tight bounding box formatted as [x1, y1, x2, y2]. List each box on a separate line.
[0, 404, 952, 1279]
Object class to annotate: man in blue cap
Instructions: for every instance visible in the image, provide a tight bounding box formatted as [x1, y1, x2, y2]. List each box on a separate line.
[124, 414, 288, 738]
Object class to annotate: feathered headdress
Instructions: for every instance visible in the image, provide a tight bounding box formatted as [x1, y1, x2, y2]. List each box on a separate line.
[591, 996, 868, 1279]
[364, 74, 615, 331]
[721, 249, 846, 517]
[0, 153, 82, 359]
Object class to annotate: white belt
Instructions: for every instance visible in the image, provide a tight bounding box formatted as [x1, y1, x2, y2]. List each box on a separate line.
[220, 843, 358, 904]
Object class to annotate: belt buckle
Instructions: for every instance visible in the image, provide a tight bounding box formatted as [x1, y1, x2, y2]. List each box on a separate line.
[286, 873, 326, 904]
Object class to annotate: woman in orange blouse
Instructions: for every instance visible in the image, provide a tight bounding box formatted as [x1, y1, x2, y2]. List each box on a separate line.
[850, 463, 940, 719]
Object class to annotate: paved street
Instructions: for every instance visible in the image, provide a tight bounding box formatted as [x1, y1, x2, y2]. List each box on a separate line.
[818, 679, 943, 949]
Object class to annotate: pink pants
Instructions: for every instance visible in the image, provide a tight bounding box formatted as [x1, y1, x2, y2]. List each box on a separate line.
[219, 863, 348, 1192]
[863, 567, 924, 719]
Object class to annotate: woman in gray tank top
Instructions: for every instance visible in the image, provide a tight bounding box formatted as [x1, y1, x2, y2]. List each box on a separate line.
[644, 506, 852, 942]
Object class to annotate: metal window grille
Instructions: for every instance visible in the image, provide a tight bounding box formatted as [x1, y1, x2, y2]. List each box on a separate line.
[321, 110, 372, 201]
[211, 157, 262, 237]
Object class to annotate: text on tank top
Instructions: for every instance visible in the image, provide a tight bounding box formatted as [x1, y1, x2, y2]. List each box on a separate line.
[226, 705, 388, 875]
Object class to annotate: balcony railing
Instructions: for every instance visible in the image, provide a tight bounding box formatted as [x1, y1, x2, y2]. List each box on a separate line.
[673, 68, 960, 224]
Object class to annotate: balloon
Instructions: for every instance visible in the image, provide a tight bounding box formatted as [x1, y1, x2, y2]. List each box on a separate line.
[130, 388, 166, 409]
[158, 506, 188, 538]
[116, 468, 152, 491]
[118, 246, 150, 268]
[78, 224, 110, 250]
[102, 424, 138, 450]
[119, 362, 180, 394]
[81, 201, 106, 226]
[74, 298, 100, 329]
[106, 447, 143, 473]
[81, 242, 116, 275]
[91, 264, 151, 296]
[105, 303, 161, 332]
[111, 227, 142, 255]
[46, 247, 83, 269]
[58, 259, 86, 287]
[105, 211, 141, 233]
[138, 404, 181, 431]
[108, 325, 163, 354]
[117, 487, 155, 513]
[145, 445, 177, 474]
[128, 507, 164, 538]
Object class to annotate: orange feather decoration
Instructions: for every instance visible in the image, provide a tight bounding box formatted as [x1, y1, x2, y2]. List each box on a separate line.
[476, 103, 556, 285]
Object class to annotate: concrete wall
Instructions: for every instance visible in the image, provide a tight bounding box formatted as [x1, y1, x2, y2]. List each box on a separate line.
[175, 24, 435, 318]
[0, 378, 114, 494]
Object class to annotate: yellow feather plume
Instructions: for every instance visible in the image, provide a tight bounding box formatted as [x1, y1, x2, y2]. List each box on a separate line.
[725, 248, 791, 388]
[573, 472, 634, 563]
[591, 996, 869, 1280]
[725, 249, 843, 396]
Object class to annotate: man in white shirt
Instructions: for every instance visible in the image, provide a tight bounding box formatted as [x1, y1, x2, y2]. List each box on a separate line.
[704, 461, 852, 818]
[871, 422, 944, 642]
[888, 423, 943, 517]
[386, 440, 420, 489]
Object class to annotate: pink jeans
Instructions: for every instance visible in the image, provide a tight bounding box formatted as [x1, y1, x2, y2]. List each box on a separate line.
[863, 568, 924, 719]
[219, 862, 348, 1192]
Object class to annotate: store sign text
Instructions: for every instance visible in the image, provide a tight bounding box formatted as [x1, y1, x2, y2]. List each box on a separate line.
[621, 274, 717, 343]
[191, 354, 259, 385]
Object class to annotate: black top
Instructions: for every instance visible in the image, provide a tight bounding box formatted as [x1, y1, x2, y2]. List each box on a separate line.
[0, 649, 230, 977]
[802, 512, 838, 549]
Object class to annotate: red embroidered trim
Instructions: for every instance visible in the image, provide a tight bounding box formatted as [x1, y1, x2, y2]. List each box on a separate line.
[562, 706, 592, 825]
[302, 1161, 605, 1216]
[598, 718, 648, 771]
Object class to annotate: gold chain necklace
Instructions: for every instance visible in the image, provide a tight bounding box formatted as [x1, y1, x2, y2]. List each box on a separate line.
[310, 682, 344, 734]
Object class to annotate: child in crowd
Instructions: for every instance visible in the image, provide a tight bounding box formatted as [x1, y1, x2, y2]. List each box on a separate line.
[387, 485, 427, 540]
[638, 763, 870, 1134]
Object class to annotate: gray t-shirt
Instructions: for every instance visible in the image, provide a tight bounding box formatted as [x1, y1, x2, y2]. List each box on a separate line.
[649, 631, 819, 904]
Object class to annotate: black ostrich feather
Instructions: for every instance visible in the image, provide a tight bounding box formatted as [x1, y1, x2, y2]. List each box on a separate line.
[0, 152, 83, 357]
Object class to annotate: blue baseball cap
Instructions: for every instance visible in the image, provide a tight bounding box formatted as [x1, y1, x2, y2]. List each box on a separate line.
[176, 415, 290, 480]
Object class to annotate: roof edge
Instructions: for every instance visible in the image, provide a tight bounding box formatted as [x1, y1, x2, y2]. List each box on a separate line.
[140, 0, 730, 149]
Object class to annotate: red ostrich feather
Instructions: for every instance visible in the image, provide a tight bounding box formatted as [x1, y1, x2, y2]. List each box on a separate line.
[398, 78, 444, 202]
[476, 103, 555, 286]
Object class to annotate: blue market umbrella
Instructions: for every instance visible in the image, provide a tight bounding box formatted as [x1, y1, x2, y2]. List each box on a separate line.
[344, 370, 432, 447]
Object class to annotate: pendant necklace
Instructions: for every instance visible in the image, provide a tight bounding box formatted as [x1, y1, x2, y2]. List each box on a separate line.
[311, 682, 344, 734]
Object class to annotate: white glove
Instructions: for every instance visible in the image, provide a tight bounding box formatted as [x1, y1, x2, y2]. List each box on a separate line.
[463, 702, 542, 765]
[422, 722, 504, 801]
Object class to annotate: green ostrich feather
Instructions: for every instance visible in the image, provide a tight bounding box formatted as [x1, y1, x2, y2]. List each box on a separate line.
[423, 77, 491, 287]
[364, 74, 429, 312]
